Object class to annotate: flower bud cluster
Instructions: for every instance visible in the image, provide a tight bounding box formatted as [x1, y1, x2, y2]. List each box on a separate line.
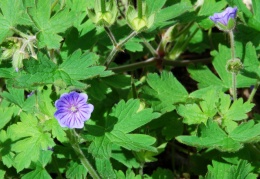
[1, 35, 37, 72]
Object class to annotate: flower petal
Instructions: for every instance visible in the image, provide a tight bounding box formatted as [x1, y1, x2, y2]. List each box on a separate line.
[54, 91, 94, 129]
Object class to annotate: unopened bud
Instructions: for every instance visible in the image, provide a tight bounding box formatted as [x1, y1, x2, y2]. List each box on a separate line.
[226, 58, 243, 74]
[12, 50, 28, 72]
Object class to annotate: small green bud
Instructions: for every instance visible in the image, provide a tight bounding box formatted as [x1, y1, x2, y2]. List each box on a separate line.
[126, 4, 154, 32]
[1, 48, 16, 60]
[226, 58, 243, 74]
[132, 17, 147, 32]
[12, 50, 28, 72]
[87, 0, 118, 27]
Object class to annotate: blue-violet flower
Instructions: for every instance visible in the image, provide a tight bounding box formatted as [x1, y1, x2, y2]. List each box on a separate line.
[209, 7, 238, 31]
[54, 91, 94, 129]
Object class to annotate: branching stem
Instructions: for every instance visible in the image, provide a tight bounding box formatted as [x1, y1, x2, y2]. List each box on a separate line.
[104, 27, 118, 46]
[104, 31, 137, 66]
[108, 57, 212, 73]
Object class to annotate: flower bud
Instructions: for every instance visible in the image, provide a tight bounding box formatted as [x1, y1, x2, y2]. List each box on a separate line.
[12, 50, 28, 72]
[209, 7, 237, 32]
[87, 0, 118, 27]
[226, 58, 243, 74]
[126, 4, 154, 32]
[1, 48, 16, 60]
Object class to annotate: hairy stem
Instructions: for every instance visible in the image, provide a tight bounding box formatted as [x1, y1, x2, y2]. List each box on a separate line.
[104, 27, 118, 47]
[67, 130, 101, 179]
[139, 35, 157, 56]
[104, 31, 137, 66]
[229, 30, 237, 101]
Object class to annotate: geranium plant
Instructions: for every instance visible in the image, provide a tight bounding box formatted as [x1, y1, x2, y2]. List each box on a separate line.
[0, 0, 260, 178]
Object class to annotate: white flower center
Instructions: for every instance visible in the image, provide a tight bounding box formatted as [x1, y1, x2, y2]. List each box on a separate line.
[70, 105, 78, 112]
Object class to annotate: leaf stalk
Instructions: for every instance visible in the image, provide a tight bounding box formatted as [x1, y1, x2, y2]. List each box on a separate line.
[67, 129, 101, 179]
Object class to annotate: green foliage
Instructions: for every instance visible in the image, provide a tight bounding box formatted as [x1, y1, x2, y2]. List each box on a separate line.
[7, 113, 55, 172]
[205, 160, 257, 179]
[66, 161, 87, 179]
[0, 0, 25, 43]
[176, 119, 260, 152]
[189, 42, 259, 89]
[0, 0, 260, 178]
[86, 99, 160, 177]
[27, 0, 74, 49]
[12, 50, 106, 89]
[142, 71, 188, 113]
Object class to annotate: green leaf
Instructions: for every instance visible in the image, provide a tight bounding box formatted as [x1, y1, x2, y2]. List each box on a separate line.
[177, 103, 208, 125]
[177, 86, 221, 125]
[111, 146, 139, 168]
[115, 169, 142, 179]
[59, 50, 105, 80]
[22, 168, 52, 179]
[188, 65, 224, 89]
[36, 85, 55, 117]
[213, 44, 258, 88]
[43, 119, 67, 143]
[205, 160, 235, 179]
[87, 99, 160, 159]
[0, 68, 16, 78]
[8, 113, 55, 172]
[229, 121, 260, 143]
[205, 160, 257, 179]
[198, 0, 227, 29]
[1, 86, 25, 108]
[142, 71, 188, 113]
[177, 119, 260, 152]
[102, 74, 131, 89]
[0, 169, 5, 179]
[151, 168, 174, 179]
[252, 0, 260, 20]
[239, 42, 260, 81]
[27, 0, 73, 48]
[146, 0, 166, 16]
[0, 130, 15, 168]
[0, 0, 24, 43]
[223, 98, 254, 121]
[124, 38, 144, 52]
[96, 158, 116, 179]
[13, 53, 57, 88]
[13, 51, 107, 89]
[189, 43, 258, 89]
[66, 161, 87, 179]
[176, 119, 242, 152]
[0, 106, 15, 129]
[152, 1, 192, 29]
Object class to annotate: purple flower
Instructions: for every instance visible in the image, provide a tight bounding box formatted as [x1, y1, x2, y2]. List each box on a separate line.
[210, 7, 237, 26]
[209, 7, 237, 31]
[54, 91, 94, 129]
